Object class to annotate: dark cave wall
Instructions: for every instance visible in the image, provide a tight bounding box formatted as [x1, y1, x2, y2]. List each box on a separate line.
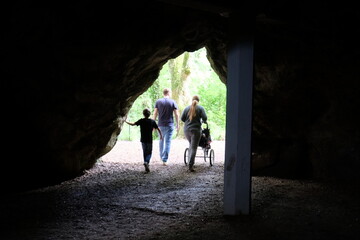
[251, 4, 360, 181]
[4, 1, 227, 191]
[4, 1, 360, 191]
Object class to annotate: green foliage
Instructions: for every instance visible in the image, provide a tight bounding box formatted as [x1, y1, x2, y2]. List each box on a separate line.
[197, 79, 226, 140]
[119, 47, 227, 141]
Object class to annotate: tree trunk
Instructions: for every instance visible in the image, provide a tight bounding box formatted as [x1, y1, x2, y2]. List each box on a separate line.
[169, 52, 191, 137]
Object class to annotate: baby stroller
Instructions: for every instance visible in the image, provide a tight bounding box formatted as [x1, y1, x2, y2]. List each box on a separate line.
[184, 122, 215, 166]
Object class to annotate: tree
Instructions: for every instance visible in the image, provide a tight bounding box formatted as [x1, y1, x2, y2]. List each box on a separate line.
[168, 52, 191, 110]
[168, 52, 191, 137]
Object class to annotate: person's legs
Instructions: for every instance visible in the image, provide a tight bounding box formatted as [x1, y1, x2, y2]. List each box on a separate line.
[144, 143, 152, 164]
[162, 126, 174, 163]
[184, 129, 192, 165]
[187, 129, 201, 171]
[142, 142, 152, 172]
[158, 126, 167, 161]
[159, 126, 173, 163]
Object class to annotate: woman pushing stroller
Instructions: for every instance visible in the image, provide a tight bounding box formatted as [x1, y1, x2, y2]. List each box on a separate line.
[181, 95, 208, 172]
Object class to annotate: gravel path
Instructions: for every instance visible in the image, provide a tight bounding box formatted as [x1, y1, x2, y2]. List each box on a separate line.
[101, 139, 225, 166]
[1, 140, 359, 240]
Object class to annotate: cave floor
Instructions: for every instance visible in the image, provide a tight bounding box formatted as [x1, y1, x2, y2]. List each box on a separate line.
[1, 140, 359, 240]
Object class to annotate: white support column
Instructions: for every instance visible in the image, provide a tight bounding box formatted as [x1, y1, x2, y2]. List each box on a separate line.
[223, 11, 254, 215]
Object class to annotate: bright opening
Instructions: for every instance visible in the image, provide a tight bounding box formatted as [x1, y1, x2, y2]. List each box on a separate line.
[120, 47, 227, 141]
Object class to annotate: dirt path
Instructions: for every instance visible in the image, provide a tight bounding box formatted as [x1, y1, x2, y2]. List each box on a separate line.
[1, 140, 359, 239]
[101, 140, 225, 166]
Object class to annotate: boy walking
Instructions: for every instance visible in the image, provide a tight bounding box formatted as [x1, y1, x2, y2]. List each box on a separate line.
[125, 108, 163, 173]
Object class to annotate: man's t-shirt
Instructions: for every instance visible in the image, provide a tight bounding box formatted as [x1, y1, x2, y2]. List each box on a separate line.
[134, 118, 159, 143]
[154, 98, 178, 127]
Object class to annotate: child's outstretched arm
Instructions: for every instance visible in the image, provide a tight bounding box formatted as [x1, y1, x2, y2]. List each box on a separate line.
[125, 121, 135, 126]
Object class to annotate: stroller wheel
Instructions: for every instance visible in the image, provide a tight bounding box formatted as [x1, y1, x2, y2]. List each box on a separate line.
[184, 148, 189, 165]
[209, 149, 215, 166]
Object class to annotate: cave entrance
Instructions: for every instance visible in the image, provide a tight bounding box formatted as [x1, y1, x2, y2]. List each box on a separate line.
[120, 47, 226, 142]
[121, 13, 254, 217]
